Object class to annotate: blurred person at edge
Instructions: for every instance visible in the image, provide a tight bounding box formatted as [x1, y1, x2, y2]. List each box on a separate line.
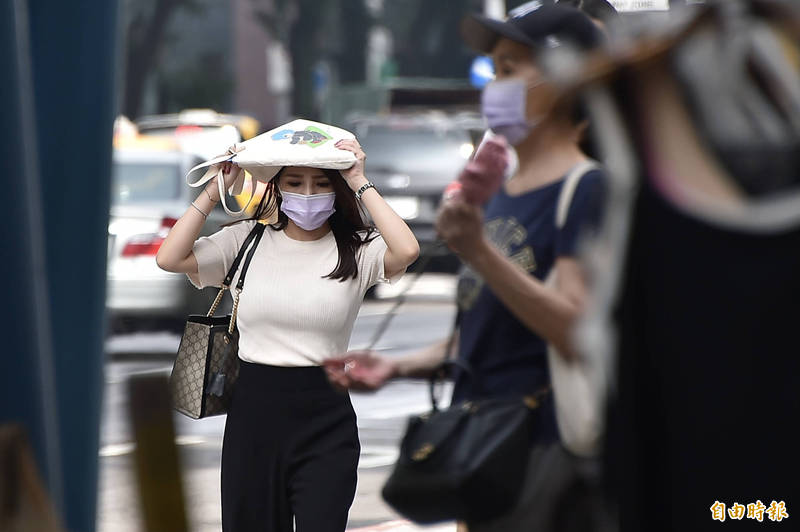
[156, 136, 419, 531]
[325, 3, 607, 530]
[550, 1, 800, 529]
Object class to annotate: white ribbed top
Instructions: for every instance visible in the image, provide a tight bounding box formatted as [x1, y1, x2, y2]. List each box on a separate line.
[188, 220, 398, 366]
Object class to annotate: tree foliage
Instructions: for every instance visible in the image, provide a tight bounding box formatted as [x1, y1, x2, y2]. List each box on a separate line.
[121, 0, 201, 118]
[251, 0, 371, 118]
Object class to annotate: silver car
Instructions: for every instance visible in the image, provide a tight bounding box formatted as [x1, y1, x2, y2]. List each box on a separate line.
[106, 147, 231, 332]
[346, 111, 487, 272]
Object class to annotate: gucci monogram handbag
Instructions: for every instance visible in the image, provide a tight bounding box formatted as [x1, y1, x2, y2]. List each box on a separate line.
[169, 222, 265, 419]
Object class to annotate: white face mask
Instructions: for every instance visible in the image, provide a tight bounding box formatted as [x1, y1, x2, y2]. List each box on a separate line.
[279, 191, 336, 231]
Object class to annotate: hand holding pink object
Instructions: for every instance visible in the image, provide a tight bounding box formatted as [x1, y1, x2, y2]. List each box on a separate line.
[457, 135, 509, 205]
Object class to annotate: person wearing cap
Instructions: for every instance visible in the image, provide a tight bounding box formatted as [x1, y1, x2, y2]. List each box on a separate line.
[325, 3, 607, 530]
[156, 129, 419, 531]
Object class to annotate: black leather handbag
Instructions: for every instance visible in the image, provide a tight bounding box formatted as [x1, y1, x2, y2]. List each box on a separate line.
[381, 358, 550, 524]
[169, 222, 265, 419]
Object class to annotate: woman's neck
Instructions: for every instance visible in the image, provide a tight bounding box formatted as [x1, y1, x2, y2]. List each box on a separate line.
[284, 220, 331, 241]
[505, 121, 587, 195]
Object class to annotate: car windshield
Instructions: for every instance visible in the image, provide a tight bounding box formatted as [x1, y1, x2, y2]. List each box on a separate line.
[112, 161, 181, 204]
[355, 125, 472, 174]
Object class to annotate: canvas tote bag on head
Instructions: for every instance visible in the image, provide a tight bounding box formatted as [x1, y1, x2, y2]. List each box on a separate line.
[186, 119, 358, 216]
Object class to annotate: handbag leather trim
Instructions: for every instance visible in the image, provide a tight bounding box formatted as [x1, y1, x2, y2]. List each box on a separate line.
[199, 324, 230, 417]
[185, 315, 235, 326]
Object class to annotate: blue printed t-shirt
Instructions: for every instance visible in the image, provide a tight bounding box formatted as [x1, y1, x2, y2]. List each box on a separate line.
[452, 168, 605, 407]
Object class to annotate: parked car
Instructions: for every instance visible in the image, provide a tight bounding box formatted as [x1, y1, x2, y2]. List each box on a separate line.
[345, 111, 487, 271]
[106, 137, 232, 332]
[136, 108, 260, 139]
[135, 108, 260, 160]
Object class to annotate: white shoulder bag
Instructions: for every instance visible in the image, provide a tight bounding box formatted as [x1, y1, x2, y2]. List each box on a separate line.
[546, 160, 605, 458]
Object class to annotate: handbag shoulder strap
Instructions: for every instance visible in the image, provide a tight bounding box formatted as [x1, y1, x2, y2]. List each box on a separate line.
[222, 222, 266, 289]
[205, 222, 266, 319]
[555, 159, 599, 230]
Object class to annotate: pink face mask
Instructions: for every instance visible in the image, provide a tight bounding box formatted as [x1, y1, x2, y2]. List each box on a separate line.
[279, 191, 337, 230]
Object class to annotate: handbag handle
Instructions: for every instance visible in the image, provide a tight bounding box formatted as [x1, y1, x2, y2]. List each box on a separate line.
[205, 223, 267, 335]
[428, 357, 474, 412]
[427, 312, 476, 412]
[364, 241, 446, 350]
[361, 240, 468, 411]
[224, 222, 267, 289]
[227, 223, 266, 335]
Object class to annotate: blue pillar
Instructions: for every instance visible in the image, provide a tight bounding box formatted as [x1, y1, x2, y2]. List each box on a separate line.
[0, 0, 63, 510]
[1, 1, 119, 531]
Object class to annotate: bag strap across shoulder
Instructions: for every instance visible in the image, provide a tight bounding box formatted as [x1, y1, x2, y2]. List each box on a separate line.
[556, 160, 599, 230]
[206, 222, 266, 320]
[223, 222, 266, 289]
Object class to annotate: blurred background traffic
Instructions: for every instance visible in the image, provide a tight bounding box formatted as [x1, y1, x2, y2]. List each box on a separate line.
[108, 0, 671, 333]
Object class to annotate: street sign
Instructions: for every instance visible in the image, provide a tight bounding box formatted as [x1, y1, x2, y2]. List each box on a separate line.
[266, 43, 292, 94]
[470, 56, 495, 89]
[610, 0, 669, 10]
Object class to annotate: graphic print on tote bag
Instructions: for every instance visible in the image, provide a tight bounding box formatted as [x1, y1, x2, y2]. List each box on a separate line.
[271, 126, 333, 148]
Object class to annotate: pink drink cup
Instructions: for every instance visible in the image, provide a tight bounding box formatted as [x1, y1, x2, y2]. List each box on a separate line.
[455, 136, 509, 206]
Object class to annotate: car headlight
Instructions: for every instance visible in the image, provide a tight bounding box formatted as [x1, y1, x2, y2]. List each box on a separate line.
[385, 196, 420, 220]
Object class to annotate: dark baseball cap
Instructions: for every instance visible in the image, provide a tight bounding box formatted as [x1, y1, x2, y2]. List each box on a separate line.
[461, 2, 603, 55]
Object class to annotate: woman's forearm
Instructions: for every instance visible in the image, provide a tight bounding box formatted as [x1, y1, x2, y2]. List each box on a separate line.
[358, 182, 420, 267]
[155, 187, 217, 273]
[335, 140, 418, 268]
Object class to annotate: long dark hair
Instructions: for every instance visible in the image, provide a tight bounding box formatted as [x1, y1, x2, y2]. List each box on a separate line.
[227, 167, 377, 281]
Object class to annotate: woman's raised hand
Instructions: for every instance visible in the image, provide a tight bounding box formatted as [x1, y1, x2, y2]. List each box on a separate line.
[204, 160, 240, 202]
[335, 139, 369, 191]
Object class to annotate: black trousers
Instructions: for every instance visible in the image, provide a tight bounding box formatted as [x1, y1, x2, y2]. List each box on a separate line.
[221, 361, 360, 532]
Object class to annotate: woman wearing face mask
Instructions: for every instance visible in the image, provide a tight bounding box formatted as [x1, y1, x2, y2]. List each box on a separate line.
[325, 5, 606, 530]
[156, 137, 419, 532]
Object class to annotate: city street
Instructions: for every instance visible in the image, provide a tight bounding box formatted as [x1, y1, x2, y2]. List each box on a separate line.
[98, 281, 458, 532]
